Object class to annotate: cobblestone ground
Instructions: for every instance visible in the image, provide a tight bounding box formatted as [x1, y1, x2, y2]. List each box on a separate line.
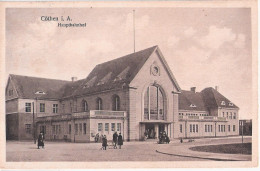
[6, 136, 251, 162]
[6, 140, 206, 161]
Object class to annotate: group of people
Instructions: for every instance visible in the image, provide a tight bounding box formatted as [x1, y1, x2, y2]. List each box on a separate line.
[158, 131, 170, 144]
[144, 129, 156, 139]
[101, 132, 123, 150]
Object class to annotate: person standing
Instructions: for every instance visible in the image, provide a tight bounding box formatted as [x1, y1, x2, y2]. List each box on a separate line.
[117, 133, 123, 149]
[37, 132, 44, 149]
[113, 132, 118, 149]
[102, 135, 107, 150]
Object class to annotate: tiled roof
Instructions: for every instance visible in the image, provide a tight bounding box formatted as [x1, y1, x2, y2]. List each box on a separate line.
[61, 46, 158, 97]
[179, 90, 207, 111]
[9, 74, 70, 99]
[9, 46, 158, 99]
[179, 87, 239, 111]
[201, 87, 239, 109]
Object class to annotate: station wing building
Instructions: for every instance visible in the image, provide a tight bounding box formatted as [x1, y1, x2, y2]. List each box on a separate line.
[5, 46, 239, 142]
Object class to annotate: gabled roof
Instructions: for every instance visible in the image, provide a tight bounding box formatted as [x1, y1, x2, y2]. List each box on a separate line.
[61, 46, 159, 97]
[9, 74, 70, 99]
[179, 90, 207, 111]
[201, 87, 239, 109]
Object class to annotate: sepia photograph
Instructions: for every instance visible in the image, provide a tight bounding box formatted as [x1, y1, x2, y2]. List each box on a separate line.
[0, 0, 258, 169]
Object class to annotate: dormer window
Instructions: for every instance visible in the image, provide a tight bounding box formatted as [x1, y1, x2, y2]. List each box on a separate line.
[221, 101, 226, 105]
[190, 104, 196, 107]
[35, 91, 45, 95]
[229, 102, 233, 106]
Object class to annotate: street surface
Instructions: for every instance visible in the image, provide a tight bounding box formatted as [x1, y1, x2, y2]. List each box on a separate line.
[6, 136, 251, 161]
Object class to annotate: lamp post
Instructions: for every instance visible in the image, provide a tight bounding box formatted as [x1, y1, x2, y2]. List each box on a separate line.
[32, 102, 36, 144]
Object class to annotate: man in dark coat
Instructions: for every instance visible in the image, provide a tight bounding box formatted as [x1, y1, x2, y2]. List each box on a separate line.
[102, 135, 107, 150]
[112, 132, 118, 149]
[37, 132, 44, 149]
[117, 133, 123, 149]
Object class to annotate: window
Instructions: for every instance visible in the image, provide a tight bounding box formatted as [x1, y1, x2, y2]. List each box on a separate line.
[75, 124, 78, 135]
[218, 125, 220, 132]
[190, 124, 192, 132]
[25, 124, 31, 134]
[144, 85, 164, 120]
[98, 123, 103, 132]
[25, 103, 31, 112]
[40, 103, 45, 112]
[210, 125, 213, 132]
[196, 124, 198, 133]
[40, 125, 46, 134]
[96, 98, 103, 110]
[52, 125, 55, 134]
[205, 125, 207, 132]
[228, 125, 230, 132]
[105, 123, 109, 131]
[180, 124, 183, 133]
[230, 112, 233, 119]
[222, 112, 225, 117]
[233, 113, 236, 119]
[224, 125, 225, 132]
[8, 89, 13, 96]
[58, 125, 61, 134]
[53, 104, 58, 113]
[208, 125, 211, 132]
[111, 123, 115, 131]
[117, 123, 121, 132]
[82, 100, 88, 112]
[79, 123, 82, 135]
[193, 124, 195, 133]
[233, 125, 236, 132]
[83, 123, 87, 134]
[112, 95, 120, 111]
[69, 124, 71, 134]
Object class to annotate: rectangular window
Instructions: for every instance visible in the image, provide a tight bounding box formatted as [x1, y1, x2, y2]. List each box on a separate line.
[193, 124, 195, 133]
[52, 125, 55, 134]
[190, 124, 192, 133]
[105, 123, 109, 131]
[79, 123, 82, 135]
[233, 125, 236, 132]
[205, 125, 207, 132]
[210, 125, 213, 132]
[69, 124, 71, 134]
[83, 123, 87, 134]
[40, 103, 45, 112]
[196, 124, 198, 133]
[53, 104, 58, 113]
[233, 113, 236, 119]
[117, 123, 121, 132]
[75, 124, 78, 135]
[25, 124, 31, 134]
[58, 125, 61, 134]
[218, 125, 220, 132]
[208, 125, 210, 132]
[224, 125, 225, 132]
[228, 125, 230, 132]
[230, 113, 233, 119]
[55, 125, 59, 134]
[180, 124, 182, 133]
[25, 103, 31, 112]
[222, 112, 225, 117]
[98, 123, 103, 132]
[9, 89, 13, 96]
[111, 123, 115, 132]
[221, 125, 223, 132]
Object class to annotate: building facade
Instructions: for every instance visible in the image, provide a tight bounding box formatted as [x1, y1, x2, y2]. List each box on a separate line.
[5, 46, 239, 142]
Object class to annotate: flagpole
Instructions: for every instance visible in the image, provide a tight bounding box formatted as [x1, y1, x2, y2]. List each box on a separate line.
[133, 9, 135, 53]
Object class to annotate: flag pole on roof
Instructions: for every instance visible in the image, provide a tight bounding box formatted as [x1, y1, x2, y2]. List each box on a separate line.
[133, 9, 135, 53]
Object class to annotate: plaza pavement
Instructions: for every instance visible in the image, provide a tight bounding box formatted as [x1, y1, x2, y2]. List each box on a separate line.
[156, 136, 252, 161]
[6, 136, 251, 162]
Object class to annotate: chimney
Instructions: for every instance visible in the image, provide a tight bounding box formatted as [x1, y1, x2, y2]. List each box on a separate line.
[215, 86, 219, 91]
[71, 77, 77, 82]
[190, 87, 196, 93]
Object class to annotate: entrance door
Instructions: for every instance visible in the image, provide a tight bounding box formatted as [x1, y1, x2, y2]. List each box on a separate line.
[145, 124, 155, 139]
[159, 124, 165, 134]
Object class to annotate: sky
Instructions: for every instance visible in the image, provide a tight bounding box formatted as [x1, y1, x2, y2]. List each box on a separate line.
[6, 8, 252, 119]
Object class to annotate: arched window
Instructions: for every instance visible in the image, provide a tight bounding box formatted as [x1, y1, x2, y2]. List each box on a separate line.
[144, 85, 164, 120]
[82, 100, 88, 112]
[112, 95, 120, 111]
[96, 97, 103, 110]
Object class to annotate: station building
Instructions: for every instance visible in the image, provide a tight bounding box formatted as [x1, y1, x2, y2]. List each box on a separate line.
[5, 46, 239, 142]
